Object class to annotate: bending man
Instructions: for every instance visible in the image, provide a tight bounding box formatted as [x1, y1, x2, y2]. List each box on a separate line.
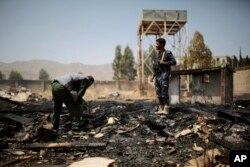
[50, 73, 94, 131]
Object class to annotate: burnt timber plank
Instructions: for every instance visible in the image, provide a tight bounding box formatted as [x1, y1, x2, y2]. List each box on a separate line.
[9, 142, 107, 149]
[0, 113, 33, 126]
[210, 133, 250, 151]
[217, 110, 250, 124]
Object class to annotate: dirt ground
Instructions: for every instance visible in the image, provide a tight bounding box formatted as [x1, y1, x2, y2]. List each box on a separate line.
[0, 88, 250, 167]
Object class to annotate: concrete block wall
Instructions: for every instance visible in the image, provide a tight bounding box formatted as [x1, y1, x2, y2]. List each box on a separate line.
[0, 80, 51, 92]
[0, 80, 140, 94]
[169, 74, 180, 104]
[90, 80, 138, 91]
[191, 72, 221, 105]
[1, 66, 250, 102]
[234, 67, 250, 98]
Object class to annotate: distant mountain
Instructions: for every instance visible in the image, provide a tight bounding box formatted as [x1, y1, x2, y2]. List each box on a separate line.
[0, 60, 113, 81]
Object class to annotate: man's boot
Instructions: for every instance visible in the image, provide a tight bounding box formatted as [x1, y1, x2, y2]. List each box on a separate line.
[156, 105, 164, 114]
[162, 105, 170, 115]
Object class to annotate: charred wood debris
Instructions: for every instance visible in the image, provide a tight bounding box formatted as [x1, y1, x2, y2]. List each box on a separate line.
[0, 87, 249, 167]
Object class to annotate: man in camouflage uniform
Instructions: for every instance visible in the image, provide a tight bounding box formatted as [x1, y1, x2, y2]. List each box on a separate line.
[150, 38, 176, 115]
[50, 73, 94, 131]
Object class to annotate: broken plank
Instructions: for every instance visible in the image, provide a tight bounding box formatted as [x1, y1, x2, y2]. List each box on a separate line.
[0, 113, 33, 126]
[0, 155, 34, 167]
[117, 124, 140, 134]
[210, 133, 250, 150]
[217, 110, 250, 124]
[0, 101, 54, 114]
[9, 142, 107, 150]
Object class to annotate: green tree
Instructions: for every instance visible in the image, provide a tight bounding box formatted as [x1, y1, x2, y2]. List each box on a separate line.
[245, 55, 250, 66]
[39, 68, 50, 80]
[0, 71, 6, 80]
[112, 45, 122, 80]
[120, 46, 136, 80]
[226, 56, 233, 67]
[183, 54, 188, 69]
[185, 31, 213, 69]
[8, 70, 23, 80]
[239, 48, 244, 67]
[232, 55, 238, 68]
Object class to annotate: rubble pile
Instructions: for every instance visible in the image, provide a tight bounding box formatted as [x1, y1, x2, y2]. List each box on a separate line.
[0, 97, 249, 166]
[0, 87, 48, 102]
[234, 99, 250, 110]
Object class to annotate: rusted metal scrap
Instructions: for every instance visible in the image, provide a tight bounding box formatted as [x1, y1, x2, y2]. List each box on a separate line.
[9, 142, 108, 150]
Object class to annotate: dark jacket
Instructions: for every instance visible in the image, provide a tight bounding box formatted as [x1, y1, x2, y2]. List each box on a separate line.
[153, 50, 176, 76]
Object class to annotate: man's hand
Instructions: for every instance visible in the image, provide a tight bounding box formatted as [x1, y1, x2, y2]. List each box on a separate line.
[160, 60, 165, 64]
[160, 60, 170, 67]
[150, 76, 155, 82]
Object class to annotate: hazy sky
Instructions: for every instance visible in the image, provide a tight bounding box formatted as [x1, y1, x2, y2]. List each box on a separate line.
[0, 0, 250, 65]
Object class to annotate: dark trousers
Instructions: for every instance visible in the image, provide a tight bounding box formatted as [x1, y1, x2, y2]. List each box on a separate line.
[50, 82, 82, 130]
[155, 72, 170, 105]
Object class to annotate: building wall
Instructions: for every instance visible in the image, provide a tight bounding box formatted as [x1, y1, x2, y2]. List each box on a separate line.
[191, 72, 221, 104]
[0, 80, 139, 93]
[234, 67, 250, 99]
[1, 67, 249, 103]
[0, 80, 17, 88]
[169, 74, 180, 104]
[213, 56, 228, 67]
[225, 69, 234, 105]
[88, 80, 138, 93]
[0, 80, 51, 92]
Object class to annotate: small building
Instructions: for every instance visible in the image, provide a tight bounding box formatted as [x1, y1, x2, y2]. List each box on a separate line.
[169, 66, 234, 106]
[213, 56, 231, 67]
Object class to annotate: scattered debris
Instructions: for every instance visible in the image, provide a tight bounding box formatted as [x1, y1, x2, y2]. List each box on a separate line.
[192, 143, 204, 152]
[109, 92, 120, 97]
[0, 155, 34, 167]
[4, 150, 26, 156]
[166, 147, 176, 155]
[107, 117, 117, 125]
[0, 96, 25, 106]
[93, 133, 104, 138]
[234, 99, 250, 110]
[0, 113, 32, 126]
[116, 124, 140, 134]
[0, 87, 48, 102]
[37, 123, 57, 142]
[68, 157, 116, 167]
[175, 128, 193, 138]
[8, 142, 107, 150]
[0, 89, 249, 166]
[185, 149, 222, 167]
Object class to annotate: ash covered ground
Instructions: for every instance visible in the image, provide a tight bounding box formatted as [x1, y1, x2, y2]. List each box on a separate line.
[0, 88, 250, 167]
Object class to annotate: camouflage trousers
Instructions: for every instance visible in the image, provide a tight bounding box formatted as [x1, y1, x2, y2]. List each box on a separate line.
[154, 72, 170, 105]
